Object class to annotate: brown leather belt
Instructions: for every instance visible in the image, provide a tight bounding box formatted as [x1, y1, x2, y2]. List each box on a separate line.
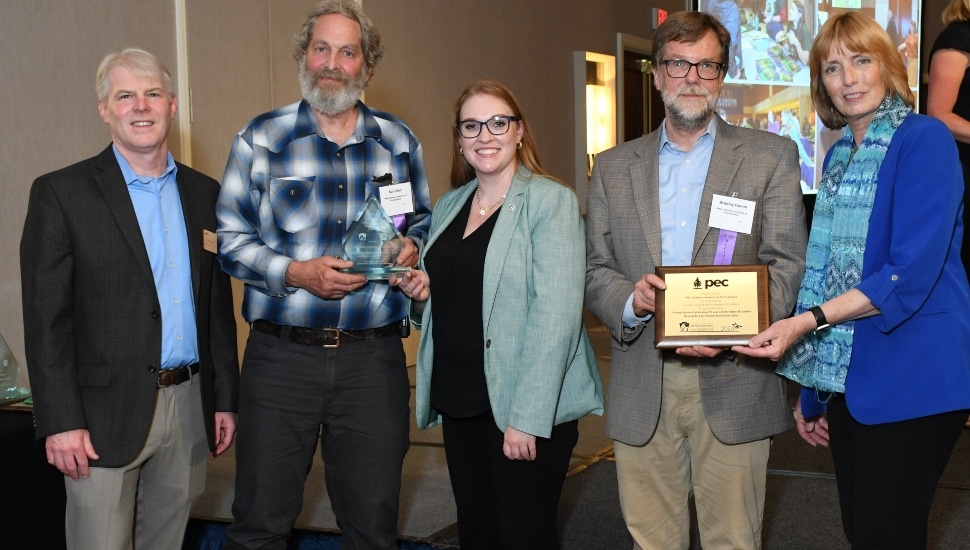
[251, 319, 397, 348]
[157, 363, 199, 388]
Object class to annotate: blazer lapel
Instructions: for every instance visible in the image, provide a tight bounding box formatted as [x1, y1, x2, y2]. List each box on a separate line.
[93, 147, 154, 281]
[631, 134, 664, 266]
[693, 118, 742, 262]
[481, 170, 527, 319]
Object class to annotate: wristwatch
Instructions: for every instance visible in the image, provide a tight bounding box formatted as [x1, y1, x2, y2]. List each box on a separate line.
[810, 305, 831, 332]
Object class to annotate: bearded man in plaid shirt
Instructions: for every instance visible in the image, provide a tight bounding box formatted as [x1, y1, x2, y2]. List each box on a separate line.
[215, 2, 431, 548]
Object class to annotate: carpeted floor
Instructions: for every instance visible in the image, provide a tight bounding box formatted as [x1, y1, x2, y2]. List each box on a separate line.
[187, 325, 970, 549]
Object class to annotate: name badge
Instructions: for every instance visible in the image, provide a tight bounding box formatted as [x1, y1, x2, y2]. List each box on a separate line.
[708, 194, 755, 235]
[379, 182, 415, 217]
[203, 229, 218, 254]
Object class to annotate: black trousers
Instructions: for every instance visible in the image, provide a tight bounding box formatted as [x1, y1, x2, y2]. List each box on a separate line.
[441, 413, 578, 550]
[828, 396, 968, 549]
[226, 329, 410, 550]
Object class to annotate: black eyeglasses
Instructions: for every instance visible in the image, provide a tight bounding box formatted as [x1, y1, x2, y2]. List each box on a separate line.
[456, 115, 521, 138]
[659, 59, 726, 80]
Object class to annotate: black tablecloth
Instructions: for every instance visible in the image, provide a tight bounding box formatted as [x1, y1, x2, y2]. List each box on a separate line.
[0, 408, 66, 549]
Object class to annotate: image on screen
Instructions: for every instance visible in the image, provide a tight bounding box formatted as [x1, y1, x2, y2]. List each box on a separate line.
[698, 0, 921, 193]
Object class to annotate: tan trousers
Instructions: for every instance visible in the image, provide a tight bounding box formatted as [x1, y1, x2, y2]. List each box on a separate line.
[64, 376, 207, 550]
[614, 358, 771, 550]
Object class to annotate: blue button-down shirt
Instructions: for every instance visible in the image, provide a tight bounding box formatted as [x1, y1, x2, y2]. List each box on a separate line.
[216, 100, 433, 330]
[115, 146, 199, 369]
[658, 118, 716, 266]
[623, 117, 717, 327]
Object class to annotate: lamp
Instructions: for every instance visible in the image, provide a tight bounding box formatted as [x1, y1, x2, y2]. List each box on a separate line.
[574, 51, 616, 209]
[586, 83, 612, 178]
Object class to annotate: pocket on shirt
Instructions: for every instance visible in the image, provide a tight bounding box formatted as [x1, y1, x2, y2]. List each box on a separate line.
[269, 177, 320, 235]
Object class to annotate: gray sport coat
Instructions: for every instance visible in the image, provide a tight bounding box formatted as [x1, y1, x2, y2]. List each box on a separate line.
[585, 118, 807, 446]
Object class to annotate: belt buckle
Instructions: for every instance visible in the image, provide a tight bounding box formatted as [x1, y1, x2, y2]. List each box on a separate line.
[157, 368, 179, 388]
[320, 328, 340, 349]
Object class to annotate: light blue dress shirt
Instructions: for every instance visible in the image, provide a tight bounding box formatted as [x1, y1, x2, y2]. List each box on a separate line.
[114, 146, 199, 369]
[622, 118, 717, 327]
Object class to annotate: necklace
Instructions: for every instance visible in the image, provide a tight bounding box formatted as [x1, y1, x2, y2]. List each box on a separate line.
[476, 185, 506, 216]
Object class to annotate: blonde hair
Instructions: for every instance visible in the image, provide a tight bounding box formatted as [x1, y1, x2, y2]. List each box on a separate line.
[809, 12, 913, 129]
[943, 0, 970, 25]
[96, 48, 174, 103]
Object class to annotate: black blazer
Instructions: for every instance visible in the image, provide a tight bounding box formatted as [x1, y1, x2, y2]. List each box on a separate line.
[21, 145, 238, 467]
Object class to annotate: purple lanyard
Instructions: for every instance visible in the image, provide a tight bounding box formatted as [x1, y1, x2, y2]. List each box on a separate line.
[714, 229, 737, 266]
[392, 214, 406, 232]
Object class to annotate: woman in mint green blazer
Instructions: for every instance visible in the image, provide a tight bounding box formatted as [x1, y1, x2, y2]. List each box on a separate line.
[391, 80, 603, 549]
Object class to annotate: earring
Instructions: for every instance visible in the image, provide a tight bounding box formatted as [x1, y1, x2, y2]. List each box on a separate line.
[516, 141, 523, 150]
[459, 146, 464, 155]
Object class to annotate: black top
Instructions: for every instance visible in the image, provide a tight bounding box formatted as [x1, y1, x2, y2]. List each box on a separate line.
[931, 21, 970, 151]
[931, 21, 970, 275]
[425, 192, 499, 417]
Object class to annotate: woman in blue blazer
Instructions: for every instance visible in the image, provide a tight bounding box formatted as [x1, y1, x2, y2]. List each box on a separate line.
[391, 79, 603, 549]
[734, 13, 970, 548]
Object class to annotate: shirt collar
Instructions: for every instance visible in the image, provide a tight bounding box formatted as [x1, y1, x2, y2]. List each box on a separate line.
[112, 144, 177, 186]
[297, 99, 382, 145]
[659, 116, 718, 152]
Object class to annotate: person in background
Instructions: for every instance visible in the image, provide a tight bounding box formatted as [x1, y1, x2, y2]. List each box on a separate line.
[800, 115, 813, 137]
[585, 11, 807, 549]
[712, 0, 744, 78]
[767, 109, 782, 134]
[779, 0, 811, 65]
[21, 48, 239, 550]
[391, 79, 604, 550]
[215, 1, 432, 548]
[782, 109, 815, 170]
[928, 0, 970, 429]
[734, 12, 970, 549]
[886, 9, 900, 47]
[898, 19, 920, 87]
[763, 0, 786, 39]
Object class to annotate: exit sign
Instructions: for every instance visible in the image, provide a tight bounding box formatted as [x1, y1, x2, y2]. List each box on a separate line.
[653, 8, 668, 29]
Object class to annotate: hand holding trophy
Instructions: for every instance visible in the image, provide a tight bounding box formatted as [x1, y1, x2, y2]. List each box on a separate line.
[340, 195, 411, 280]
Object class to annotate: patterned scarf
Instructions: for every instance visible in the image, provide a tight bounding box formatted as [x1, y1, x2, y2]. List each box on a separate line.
[776, 94, 911, 392]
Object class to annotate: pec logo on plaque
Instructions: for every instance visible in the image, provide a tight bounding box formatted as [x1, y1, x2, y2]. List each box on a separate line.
[654, 264, 770, 349]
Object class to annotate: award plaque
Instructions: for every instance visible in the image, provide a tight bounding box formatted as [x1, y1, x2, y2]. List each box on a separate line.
[340, 195, 410, 280]
[654, 264, 769, 349]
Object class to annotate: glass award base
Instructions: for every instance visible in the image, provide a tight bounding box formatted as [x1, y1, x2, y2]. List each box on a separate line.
[0, 386, 31, 406]
[340, 265, 411, 281]
[0, 331, 30, 406]
[341, 196, 408, 281]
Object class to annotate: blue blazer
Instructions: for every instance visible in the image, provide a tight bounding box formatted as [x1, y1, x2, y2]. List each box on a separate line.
[413, 168, 604, 437]
[842, 114, 970, 423]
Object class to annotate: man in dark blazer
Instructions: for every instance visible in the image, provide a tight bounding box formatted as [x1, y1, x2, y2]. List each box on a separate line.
[585, 12, 807, 549]
[20, 48, 238, 550]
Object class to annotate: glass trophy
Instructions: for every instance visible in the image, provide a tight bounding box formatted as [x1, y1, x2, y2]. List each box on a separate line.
[340, 195, 410, 280]
[0, 331, 30, 406]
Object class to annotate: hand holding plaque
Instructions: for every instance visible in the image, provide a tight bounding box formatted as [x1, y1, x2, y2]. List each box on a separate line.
[654, 264, 769, 349]
[340, 195, 411, 280]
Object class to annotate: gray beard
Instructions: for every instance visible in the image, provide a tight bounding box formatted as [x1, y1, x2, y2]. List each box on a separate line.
[662, 88, 717, 134]
[299, 62, 367, 116]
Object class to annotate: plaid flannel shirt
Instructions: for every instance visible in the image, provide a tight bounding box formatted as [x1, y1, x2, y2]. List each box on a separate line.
[216, 100, 432, 329]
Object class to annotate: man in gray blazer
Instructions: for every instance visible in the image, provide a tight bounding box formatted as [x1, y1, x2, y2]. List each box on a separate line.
[20, 48, 239, 550]
[585, 12, 807, 549]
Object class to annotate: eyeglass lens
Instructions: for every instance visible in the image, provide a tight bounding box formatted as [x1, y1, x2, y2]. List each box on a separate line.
[664, 60, 722, 80]
[458, 116, 516, 138]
